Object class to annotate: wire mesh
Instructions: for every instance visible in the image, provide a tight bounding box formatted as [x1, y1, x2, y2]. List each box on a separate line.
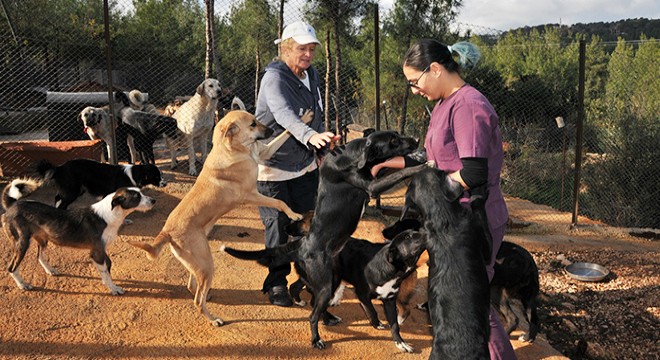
[0, 1, 657, 229]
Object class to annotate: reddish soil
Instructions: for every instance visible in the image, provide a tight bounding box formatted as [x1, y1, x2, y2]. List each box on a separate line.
[1, 163, 657, 360]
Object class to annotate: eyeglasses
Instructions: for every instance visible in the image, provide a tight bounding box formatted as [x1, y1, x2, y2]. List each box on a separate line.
[407, 65, 430, 89]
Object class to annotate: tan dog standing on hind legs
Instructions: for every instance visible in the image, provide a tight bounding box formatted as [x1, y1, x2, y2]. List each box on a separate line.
[130, 110, 312, 326]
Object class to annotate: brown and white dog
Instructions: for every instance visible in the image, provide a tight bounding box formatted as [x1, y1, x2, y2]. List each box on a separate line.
[130, 110, 311, 326]
[1, 178, 155, 295]
[166, 78, 222, 176]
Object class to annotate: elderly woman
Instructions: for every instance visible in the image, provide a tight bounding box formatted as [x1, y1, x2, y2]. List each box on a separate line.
[255, 21, 338, 307]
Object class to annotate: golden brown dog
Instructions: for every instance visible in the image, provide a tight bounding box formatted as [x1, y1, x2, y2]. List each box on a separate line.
[130, 110, 310, 326]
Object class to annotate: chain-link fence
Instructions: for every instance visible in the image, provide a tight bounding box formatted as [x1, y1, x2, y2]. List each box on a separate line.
[0, 1, 657, 229]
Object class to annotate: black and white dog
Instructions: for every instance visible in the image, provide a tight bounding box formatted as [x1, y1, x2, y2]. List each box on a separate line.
[1, 178, 155, 295]
[405, 168, 493, 360]
[224, 210, 426, 353]
[36, 159, 165, 210]
[115, 91, 180, 165]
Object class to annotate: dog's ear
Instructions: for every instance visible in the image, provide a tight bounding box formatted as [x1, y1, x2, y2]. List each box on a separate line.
[357, 138, 374, 169]
[196, 82, 205, 96]
[111, 195, 125, 209]
[219, 122, 240, 148]
[78, 112, 83, 122]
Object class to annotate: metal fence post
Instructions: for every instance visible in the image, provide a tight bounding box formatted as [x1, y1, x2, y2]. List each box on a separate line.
[103, 0, 117, 165]
[571, 40, 586, 227]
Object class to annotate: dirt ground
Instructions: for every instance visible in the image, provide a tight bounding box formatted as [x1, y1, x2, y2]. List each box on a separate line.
[1, 163, 658, 360]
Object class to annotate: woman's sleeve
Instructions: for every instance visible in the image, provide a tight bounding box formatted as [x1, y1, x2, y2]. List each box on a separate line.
[451, 101, 494, 159]
[262, 74, 317, 145]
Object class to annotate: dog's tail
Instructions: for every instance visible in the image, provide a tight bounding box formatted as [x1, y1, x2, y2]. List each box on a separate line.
[2, 178, 43, 209]
[35, 159, 58, 182]
[221, 239, 301, 267]
[129, 231, 174, 260]
[231, 96, 246, 111]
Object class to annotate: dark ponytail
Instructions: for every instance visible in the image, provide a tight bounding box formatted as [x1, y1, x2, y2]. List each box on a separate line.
[404, 39, 481, 73]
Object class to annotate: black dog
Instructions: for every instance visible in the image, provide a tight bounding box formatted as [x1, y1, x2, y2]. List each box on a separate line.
[115, 91, 180, 164]
[491, 241, 540, 342]
[387, 214, 541, 344]
[225, 131, 428, 349]
[1, 178, 155, 295]
[36, 158, 165, 209]
[235, 210, 426, 352]
[225, 223, 425, 352]
[405, 167, 492, 360]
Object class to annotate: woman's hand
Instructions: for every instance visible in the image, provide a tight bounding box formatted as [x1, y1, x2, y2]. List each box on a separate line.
[370, 156, 405, 178]
[309, 132, 341, 149]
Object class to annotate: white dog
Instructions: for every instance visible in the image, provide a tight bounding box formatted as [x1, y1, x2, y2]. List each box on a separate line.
[166, 78, 222, 176]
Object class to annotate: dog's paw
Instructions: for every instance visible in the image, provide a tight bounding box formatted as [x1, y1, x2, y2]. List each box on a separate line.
[294, 299, 307, 307]
[372, 321, 387, 330]
[44, 267, 60, 276]
[312, 339, 326, 350]
[323, 314, 342, 326]
[17, 283, 34, 291]
[210, 318, 225, 327]
[288, 212, 303, 221]
[301, 109, 314, 124]
[518, 333, 534, 343]
[109, 285, 125, 295]
[395, 341, 414, 353]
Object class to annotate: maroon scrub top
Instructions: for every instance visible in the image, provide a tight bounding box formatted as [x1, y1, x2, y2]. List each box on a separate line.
[424, 84, 509, 229]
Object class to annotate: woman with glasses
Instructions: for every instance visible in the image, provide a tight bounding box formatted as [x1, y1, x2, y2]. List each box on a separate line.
[372, 39, 516, 360]
[254, 21, 338, 307]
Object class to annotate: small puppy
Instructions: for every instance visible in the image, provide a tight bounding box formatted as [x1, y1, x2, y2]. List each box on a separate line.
[491, 241, 540, 342]
[1, 179, 155, 295]
[405, 168, 492, 360]
[36, 159, 165, 210]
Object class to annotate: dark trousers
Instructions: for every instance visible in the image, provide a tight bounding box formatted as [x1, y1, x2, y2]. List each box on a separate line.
[257, 169, 319, 292]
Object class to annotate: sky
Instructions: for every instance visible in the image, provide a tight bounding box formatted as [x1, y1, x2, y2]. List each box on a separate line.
[380, 0, 660, 32]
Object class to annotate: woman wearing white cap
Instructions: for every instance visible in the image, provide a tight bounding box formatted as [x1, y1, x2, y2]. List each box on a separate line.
[255, 21, 339, 307]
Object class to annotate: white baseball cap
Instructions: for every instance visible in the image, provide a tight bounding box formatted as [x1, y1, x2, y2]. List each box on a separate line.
[274, 21, 320, 45]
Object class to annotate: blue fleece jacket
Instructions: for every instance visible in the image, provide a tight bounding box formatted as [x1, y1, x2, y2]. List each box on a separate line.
[255, 60, 325, 172]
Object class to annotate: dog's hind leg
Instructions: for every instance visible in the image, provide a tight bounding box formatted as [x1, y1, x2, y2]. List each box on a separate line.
[91, 248, 124, 295]
[171, 236, 224, 326]
[37, 244, 59, 276]
[521, 296, 540, 342]
[8, 232, 33, 290]
[383, 298, 414, 353]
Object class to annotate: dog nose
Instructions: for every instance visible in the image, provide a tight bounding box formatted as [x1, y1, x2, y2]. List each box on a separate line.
[159, 180, 168, 187]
